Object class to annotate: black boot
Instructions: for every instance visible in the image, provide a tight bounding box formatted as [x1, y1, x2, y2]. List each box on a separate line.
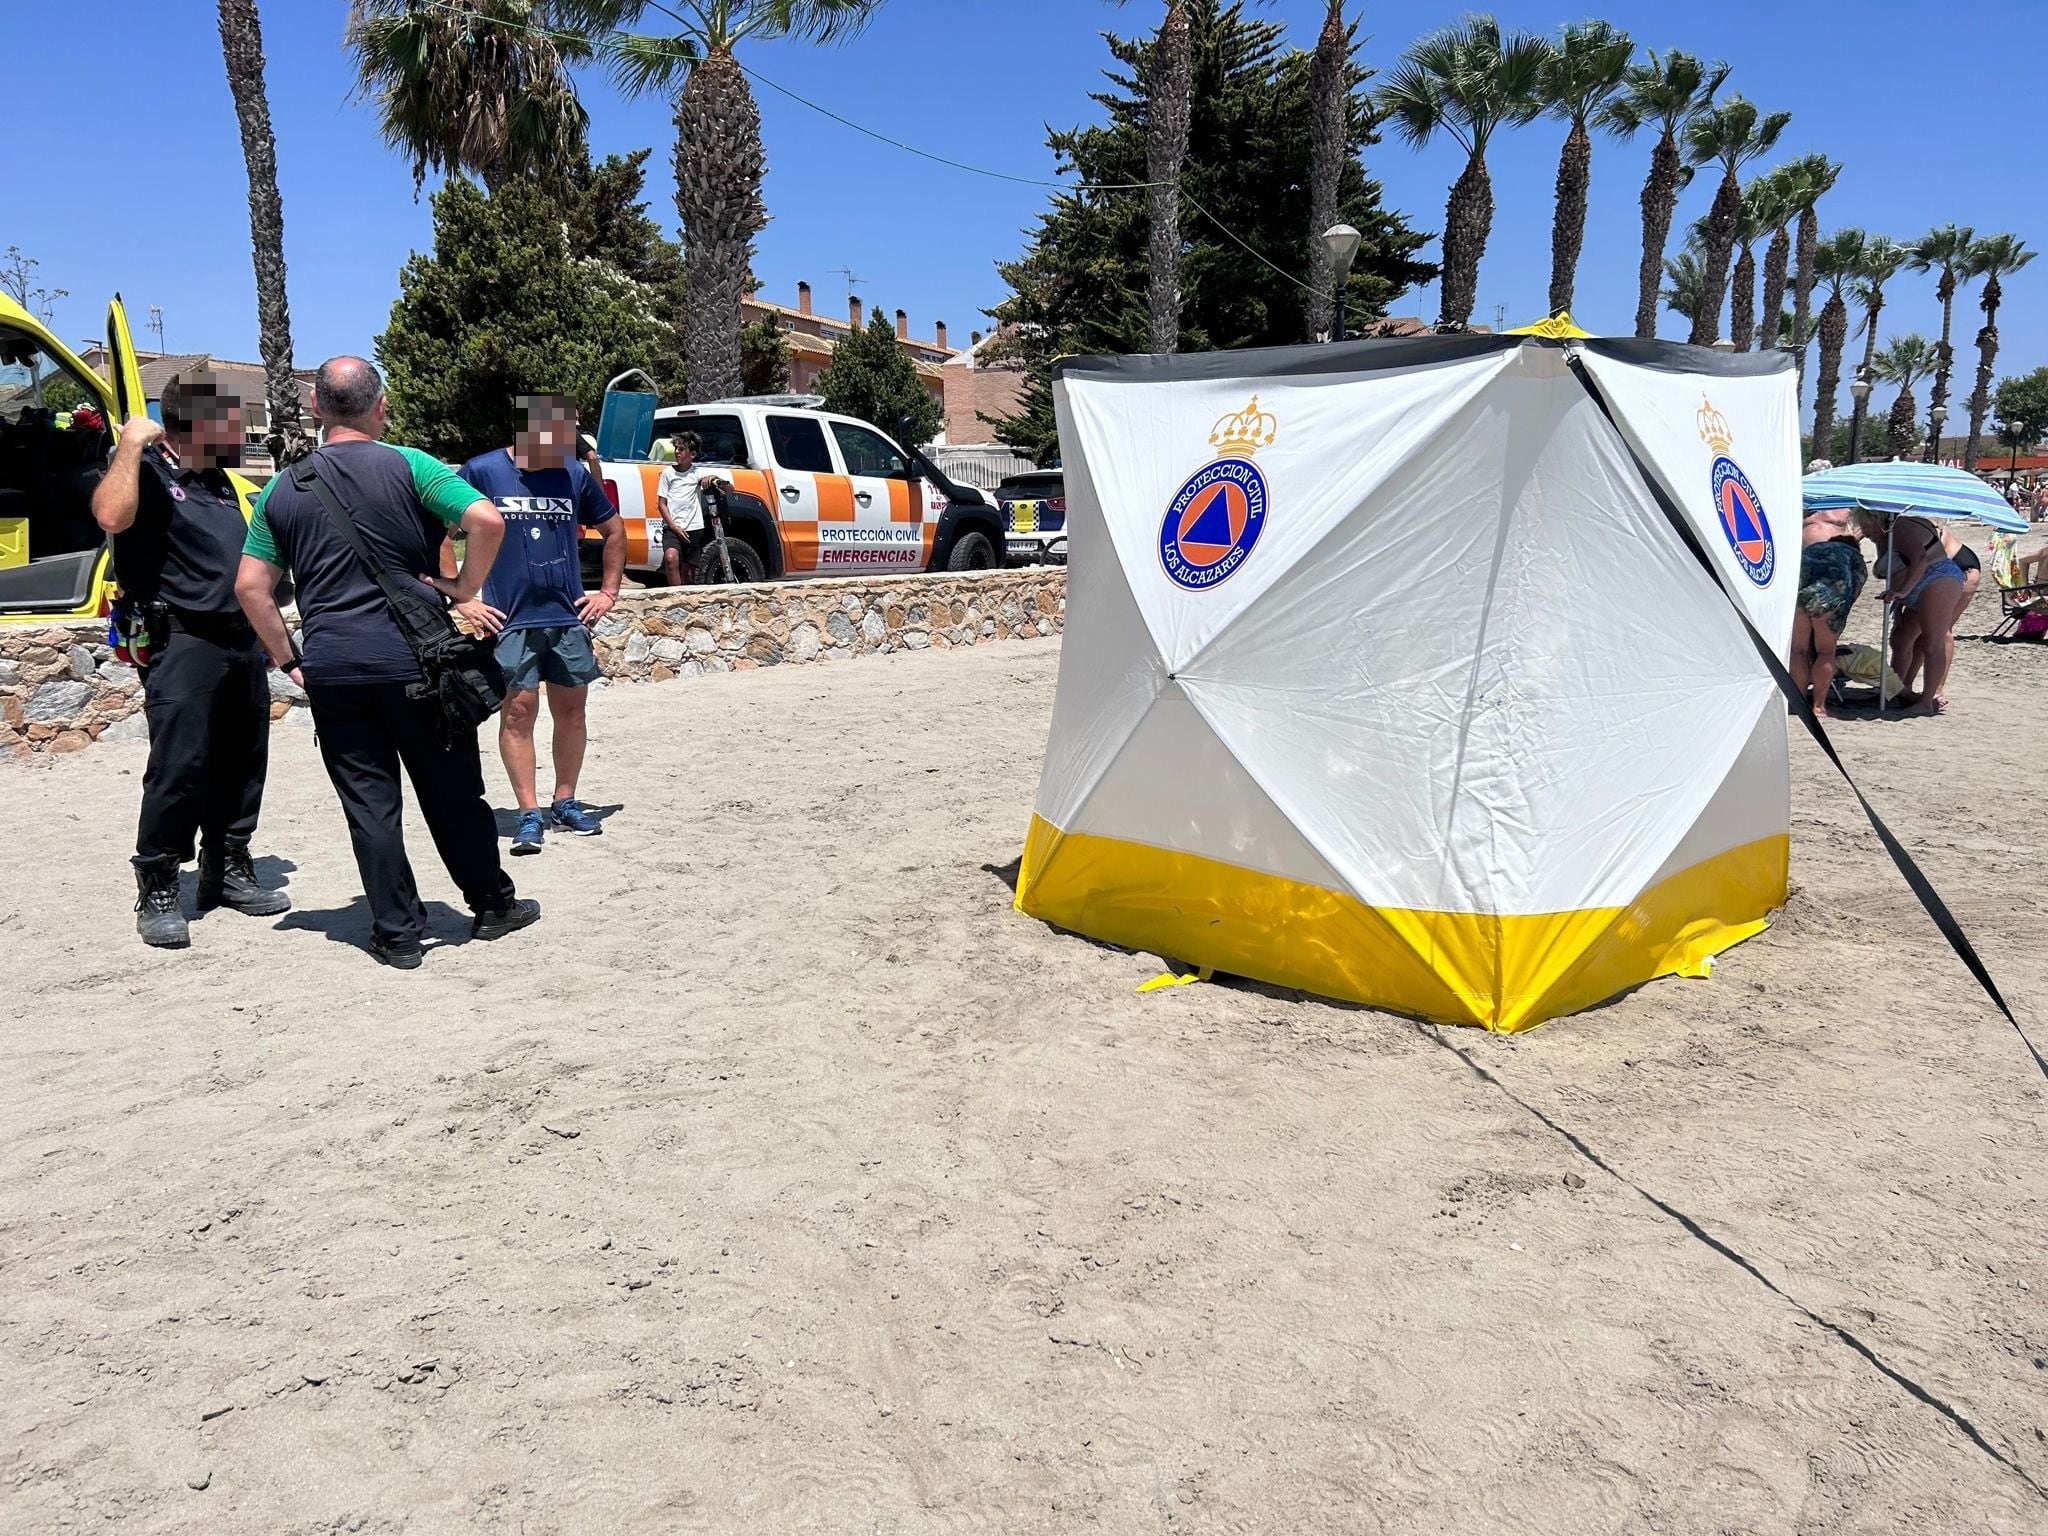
[197, 837, 292, 917]
[133, 859, 190, 949]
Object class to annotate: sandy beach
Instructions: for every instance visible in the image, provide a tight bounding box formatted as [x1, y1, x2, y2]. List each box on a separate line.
[3, 593, 2045, 1533]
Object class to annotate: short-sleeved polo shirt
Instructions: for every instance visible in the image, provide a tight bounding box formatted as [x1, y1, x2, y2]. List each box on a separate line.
[244, 440, 480, 685]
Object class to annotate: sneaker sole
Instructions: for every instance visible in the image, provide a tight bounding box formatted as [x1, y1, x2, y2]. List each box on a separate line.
[510, 842, 544, 856]
[372, 946, 425, 970]
[140, 932, 191, 949]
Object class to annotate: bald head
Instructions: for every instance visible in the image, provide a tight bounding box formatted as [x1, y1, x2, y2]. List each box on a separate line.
[313, 356, 385, 433]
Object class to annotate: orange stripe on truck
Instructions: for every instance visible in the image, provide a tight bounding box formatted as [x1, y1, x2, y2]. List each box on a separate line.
[815, 474, 855, 523]
[782, 521, 819, 573]
[888, 479, 914, 522]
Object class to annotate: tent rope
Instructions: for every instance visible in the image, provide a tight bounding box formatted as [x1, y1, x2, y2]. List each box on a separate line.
[1415, 1022, 2048, 1506]
[1563, 348, 2046, 1084]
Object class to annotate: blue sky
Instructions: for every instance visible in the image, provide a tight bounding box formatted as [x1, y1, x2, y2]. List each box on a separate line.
[11, 0, 2042, 409]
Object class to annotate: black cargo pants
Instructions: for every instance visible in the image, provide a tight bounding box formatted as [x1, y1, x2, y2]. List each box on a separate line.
[303, 681, 515, 947]
[133, 613, 271, 866]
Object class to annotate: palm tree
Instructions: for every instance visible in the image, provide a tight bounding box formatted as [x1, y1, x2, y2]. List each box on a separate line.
[1304, 0, 1350, 340]
[607, 1, 883, 403]
[1873, 333, 1936, 458]
[1961, 233, 2035, 470]
[347, 0, 610, 192]
[1108, 1, 1193, 353]
[1602, 48, 1727, 339]
[1661, 239, 1705, 330]
[1378, 15, 1553, 333]
[1728, 179, 1774, 351]
[1906, 224, 1975, 462]
[1809, 228, 1864, 455]
[1782, 153, 1840, 377]
[1846, 235, 1907, 458]
[1682, 94, 1791, 346]
[1752, 165, 1795, 351]
[217, 0, 309, 465]
[1539, 19, 1634, 319]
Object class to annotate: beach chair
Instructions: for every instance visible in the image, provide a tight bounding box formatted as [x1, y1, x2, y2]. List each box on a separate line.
[1987, 533, 2048, 641]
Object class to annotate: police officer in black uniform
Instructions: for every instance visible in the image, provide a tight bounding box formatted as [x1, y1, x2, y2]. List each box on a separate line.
[91, 374, 289, 947]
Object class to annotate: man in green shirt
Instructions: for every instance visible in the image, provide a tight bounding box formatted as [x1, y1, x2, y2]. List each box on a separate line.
[235, 357, 539, 969]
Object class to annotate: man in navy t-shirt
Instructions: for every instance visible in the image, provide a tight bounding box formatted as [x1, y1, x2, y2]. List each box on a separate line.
[457, 396, 625, 855]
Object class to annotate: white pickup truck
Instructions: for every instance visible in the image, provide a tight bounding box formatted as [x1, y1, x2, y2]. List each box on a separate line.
[587, 397, 1005, 585]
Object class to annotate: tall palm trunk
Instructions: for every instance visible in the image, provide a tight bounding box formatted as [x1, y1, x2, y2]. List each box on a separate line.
[1145, 1, 1192, 353]
[1791, 207, 1819, 380]
[1730, 245, 1756, 350]
[674, 47, 765, 404]
[1689, 168, 1740, 344]
[1886, 386, 1918, 458]
[1758, 227, 1790, 350]
[1964, 274, 2002, 471]
[1848, 295, 1884, 457]
[217, 0, 308, 465]
[1439, 154, 1492, 333]
[1634, 130, 1681, 338]
[1548, 122, 1591, 318]
[1304, 3, 1346, 339]
[1929, 267, 1958, 457]
[1812, 292, 1847, 453]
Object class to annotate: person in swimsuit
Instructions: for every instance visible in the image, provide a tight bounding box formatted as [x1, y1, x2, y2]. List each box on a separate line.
[1880, 513, 1968, 715]
[1791, 503, 1867, 716]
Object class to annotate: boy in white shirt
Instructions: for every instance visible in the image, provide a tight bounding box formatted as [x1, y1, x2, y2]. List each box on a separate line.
[654, 431, 708, 585]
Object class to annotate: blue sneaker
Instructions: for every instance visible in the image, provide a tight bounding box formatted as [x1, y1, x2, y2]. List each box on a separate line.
[552, 797, 603, 837]
[511, 808, 546, 855]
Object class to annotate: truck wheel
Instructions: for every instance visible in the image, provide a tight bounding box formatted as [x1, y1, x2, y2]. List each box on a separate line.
[946, 531, 997, 572]
[693, 538, 768, 585]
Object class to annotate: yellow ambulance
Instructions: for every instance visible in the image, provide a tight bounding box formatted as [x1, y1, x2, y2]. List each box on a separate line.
[0, 292, 256, 625]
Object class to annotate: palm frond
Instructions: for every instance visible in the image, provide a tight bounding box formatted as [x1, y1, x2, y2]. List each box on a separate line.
[1542, 19, 1634, 127]
[742, 0, 886, 46]
[604, 29, 700, 95]
[1602, 47, 1726, 139]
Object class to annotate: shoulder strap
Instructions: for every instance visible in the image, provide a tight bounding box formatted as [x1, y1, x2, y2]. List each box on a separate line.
[290, 451, 416, 608]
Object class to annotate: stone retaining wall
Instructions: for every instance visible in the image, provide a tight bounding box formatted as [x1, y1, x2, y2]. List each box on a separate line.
[0, 568, 1066, 759]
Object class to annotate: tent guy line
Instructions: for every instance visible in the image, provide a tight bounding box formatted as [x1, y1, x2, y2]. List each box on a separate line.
[1415, 1021, 2048, 1507]
[1564, 348, 2047, 1083]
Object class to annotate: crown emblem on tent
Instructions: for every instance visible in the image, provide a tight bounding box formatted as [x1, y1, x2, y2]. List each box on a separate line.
[1210, 396, 1278, 457]
[1696, 397, 1734, 454]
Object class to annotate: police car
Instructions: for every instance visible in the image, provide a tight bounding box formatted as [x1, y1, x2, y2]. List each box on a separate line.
[0, 294, 256, 624]
[589, 397, 1004, 585]
[993, 468, 1067, 566]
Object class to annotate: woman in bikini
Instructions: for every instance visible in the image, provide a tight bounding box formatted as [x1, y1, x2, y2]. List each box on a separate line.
[1879, 513, 1969, 715]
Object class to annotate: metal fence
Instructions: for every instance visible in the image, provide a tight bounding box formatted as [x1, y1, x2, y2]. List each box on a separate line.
[924, 444, 1038, 490]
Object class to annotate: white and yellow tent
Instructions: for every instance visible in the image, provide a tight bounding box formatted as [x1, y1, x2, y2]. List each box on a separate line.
[1016, 334, 1801, 1031]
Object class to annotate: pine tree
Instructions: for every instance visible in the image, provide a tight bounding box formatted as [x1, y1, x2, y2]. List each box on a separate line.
[378, 152, 687, 459]
[740, 315, 792, 395]
[985, 0, 1432, 459]
[815, 308, 942, 444]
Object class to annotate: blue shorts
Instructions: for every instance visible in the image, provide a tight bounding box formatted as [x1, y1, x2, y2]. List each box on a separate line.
[496, 625, 603, 691]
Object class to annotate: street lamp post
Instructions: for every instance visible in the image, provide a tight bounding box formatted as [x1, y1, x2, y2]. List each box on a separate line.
[1320, 224, 1362, 342]
[1847, 369, 1873, 464]
[1926, 403, 1947, 464]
